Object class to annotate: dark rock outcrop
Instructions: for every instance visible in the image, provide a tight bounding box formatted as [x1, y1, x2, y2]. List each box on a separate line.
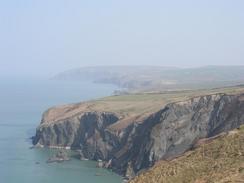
[46, 150, 70, 163]
[33, 93, 244, 176]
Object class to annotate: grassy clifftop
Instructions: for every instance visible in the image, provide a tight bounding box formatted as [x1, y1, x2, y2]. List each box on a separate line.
[42, 86, 244, 131]
[130, 125, 244, 183]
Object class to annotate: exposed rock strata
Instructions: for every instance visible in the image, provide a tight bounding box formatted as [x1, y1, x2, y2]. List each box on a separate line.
[33, 93, 244, 176]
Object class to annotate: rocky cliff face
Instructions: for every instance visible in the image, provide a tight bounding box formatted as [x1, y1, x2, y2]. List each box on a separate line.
[33, 93, 244, 176]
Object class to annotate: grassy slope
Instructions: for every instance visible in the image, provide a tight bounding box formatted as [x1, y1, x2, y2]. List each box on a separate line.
[130, 125, 244, 183]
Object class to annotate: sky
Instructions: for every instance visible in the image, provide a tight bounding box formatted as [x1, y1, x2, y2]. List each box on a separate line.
[0, 0, 243, 78]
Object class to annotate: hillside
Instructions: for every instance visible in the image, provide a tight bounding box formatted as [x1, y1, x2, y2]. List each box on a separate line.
[130, 125, 244, 183]
[53, 65, 244, 92]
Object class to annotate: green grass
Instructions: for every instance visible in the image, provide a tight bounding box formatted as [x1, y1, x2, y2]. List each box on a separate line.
[93, 85, 244, 116]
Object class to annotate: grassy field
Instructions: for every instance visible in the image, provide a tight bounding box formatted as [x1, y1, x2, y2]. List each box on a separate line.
[43, 85, 244, 130]
[96, 85, 244, 113]
[130, 125, 244, 183]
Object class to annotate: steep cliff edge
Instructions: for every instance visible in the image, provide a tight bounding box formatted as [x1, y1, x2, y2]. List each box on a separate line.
[33, 86, 244, 176]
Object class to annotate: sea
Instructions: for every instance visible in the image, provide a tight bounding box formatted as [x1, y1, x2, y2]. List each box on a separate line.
[0, 79, 122, 183]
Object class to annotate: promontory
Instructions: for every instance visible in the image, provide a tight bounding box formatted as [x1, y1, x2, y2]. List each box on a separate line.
[33, 85, 244, 179]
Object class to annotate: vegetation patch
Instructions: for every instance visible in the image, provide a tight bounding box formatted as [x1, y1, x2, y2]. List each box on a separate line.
[130, 126, 244, 183]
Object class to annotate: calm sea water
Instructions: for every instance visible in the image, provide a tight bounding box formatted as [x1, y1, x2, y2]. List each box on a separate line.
[0, 79, 122, 183]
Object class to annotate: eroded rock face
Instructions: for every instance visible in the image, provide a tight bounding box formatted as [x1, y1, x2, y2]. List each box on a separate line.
[33, 93, 244, 176]
[148, 94, 244, 162]
[33, 112, 119, 158]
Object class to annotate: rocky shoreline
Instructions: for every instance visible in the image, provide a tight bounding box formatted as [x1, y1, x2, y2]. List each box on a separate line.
[32, 92, 244, 179]
[46, 150, 70, 163]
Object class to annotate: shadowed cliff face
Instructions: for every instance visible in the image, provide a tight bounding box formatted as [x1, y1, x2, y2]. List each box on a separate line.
[33, 93, 244, 176]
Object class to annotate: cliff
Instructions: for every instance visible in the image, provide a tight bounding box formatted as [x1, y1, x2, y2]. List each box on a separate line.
[33, 86, 244, 176]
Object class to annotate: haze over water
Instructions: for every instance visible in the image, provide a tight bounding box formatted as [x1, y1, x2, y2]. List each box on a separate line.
[1, 1, 244, 182]
[0, 79, 122, 183]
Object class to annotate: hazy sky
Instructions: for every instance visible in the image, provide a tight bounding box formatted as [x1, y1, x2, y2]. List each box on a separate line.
[0, 0, 243, 78]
